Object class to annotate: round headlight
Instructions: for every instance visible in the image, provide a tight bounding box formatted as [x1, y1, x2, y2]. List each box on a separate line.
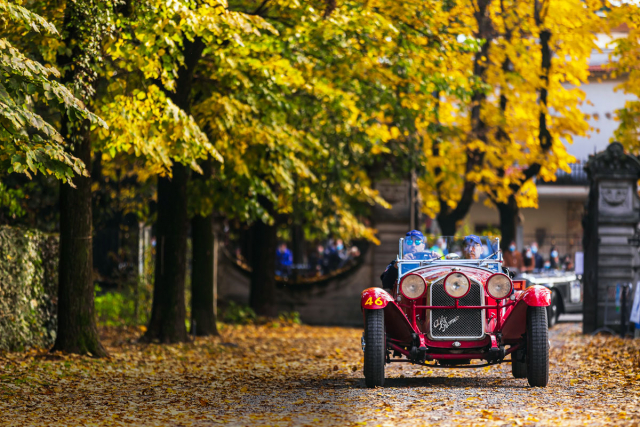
[486, 273, 513, 299]
[400, 274, 426, 299]
[444, 272, 470, 298]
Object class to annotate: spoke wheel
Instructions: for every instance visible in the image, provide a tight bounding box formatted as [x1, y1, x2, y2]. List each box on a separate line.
[526, 306, 549, 387]
[363, 309, 385, 388]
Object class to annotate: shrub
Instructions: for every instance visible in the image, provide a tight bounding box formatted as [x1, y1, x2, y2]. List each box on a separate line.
[219, 301, 301, 327]
[221, 301, 257, 325]
[0, 226, 58, 351]
[278, 311, 301, 325]
[94, 278, 153, 328]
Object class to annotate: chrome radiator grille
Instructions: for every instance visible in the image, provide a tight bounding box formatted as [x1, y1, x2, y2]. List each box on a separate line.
[429, 279, 484, 339]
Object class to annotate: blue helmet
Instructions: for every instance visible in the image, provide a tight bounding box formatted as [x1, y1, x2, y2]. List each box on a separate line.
[463, 235, 482, 246]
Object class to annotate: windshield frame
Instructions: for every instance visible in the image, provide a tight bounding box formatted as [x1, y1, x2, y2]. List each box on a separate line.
[397, 236, 503, 278]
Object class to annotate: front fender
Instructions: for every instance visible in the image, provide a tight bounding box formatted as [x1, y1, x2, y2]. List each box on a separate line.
[499, 285, 551, 341]
[361, 287, 394, 309]
[522, 285, 551, 307]
[361, 288, 415, 344]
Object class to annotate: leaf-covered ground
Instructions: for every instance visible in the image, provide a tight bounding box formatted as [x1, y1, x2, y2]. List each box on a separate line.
[1, 321, 639, 426]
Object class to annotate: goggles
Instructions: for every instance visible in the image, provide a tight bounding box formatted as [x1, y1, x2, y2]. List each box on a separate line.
[405, 238, 423, 245]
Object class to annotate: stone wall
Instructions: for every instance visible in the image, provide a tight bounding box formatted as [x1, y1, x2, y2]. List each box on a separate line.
[218, 248, 375, 326]
[217, 180, 415, 326]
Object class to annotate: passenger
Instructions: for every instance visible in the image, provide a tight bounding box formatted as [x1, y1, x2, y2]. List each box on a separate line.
[462, 235, 484, 259]
[380, 230, 437, 290]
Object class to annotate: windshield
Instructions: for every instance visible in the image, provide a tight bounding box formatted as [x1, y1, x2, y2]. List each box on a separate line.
[399, 235, 500, 261]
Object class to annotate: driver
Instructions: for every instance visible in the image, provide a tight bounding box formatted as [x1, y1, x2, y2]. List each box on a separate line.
[463, 235, 484, 259]
[402, 230, 434, 261]
[380, 230, 438, 290]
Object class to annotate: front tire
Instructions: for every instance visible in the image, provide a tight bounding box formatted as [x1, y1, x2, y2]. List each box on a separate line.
[363, 309, 385, 387]
[526, 306, 549, 387]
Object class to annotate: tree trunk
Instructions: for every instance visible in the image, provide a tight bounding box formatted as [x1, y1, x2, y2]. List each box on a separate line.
[435, 0, 493, 236]
[494, 9, 551, 248]
[190, 213, 219, 336]
[497, 195, 518, 252]
[52, 2, 106, 357]
[291, 225, 304, 265]
[143, 164, 189, 343]
[249, 218, 278, 317]
[436, 215, 458, 237]
[53, 119, 107, 356]
[190, 158, 218, 337]
[143, 37, 205, 343]
[290, 224, 303, 282]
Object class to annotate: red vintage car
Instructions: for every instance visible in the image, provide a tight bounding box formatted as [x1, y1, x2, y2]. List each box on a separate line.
[361, 236, 551, 388]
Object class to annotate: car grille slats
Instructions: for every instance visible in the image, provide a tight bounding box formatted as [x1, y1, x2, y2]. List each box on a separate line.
[429, 278, 484, 339]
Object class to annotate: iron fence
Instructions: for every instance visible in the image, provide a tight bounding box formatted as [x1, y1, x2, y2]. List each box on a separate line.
[593, 283, 636, 337]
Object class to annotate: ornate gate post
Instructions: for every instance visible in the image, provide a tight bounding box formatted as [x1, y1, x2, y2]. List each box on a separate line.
[583, 142, 640, 334]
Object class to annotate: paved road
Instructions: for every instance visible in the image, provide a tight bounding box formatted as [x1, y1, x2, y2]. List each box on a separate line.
[1, 320, 639, 426]
[558, 313, 583, 323]
[211, 321, 639, 426]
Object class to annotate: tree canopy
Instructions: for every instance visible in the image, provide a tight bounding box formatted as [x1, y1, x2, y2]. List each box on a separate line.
[3, 0, 640, 349]
[0, 0, 104, 183]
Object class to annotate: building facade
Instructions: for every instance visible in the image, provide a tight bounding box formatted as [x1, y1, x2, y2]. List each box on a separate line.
[467, 166, 588, 262]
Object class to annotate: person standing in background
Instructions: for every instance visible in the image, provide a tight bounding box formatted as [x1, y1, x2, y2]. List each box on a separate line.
[561, 254, 574, 271]
[530, 242, 544, 270]
[276, 242, 293, 278]
[325, 240, 341, 271]
[503, 241, 524, 273]
[549, 246, 561, 269]
[523, 246, 535, 272]
[336, 239, 347, 268]
[308, 245, 323, 276]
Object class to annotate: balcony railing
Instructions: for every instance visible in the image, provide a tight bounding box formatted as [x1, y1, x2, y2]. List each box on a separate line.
[536, 162, 589, 186]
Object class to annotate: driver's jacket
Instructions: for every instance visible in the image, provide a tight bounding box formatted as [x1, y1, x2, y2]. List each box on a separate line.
[380, 251, 439, 290]
[380, 261, 398, 290]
